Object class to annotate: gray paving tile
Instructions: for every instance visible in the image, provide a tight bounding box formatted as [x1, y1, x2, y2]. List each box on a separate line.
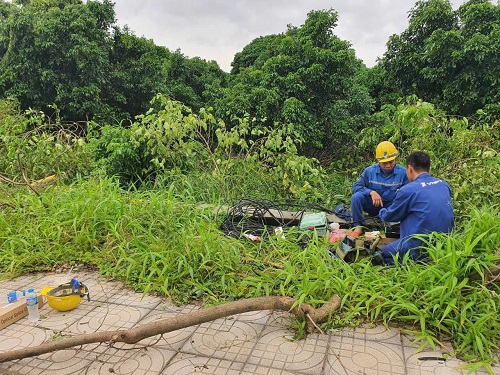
[77, 346, 176, 375]
[181, 318, 265, 363]
[405, 351, 467, 375]
[38, 271, 96, 288]
[65, 302, 153, 334]
[48, 273, 163, 309]
[86, 281, 163, 309]
[0, 323, 54, 352]
[230, 309, 274, 325]
[37, 299, 97, 331]
[240, 363, 307, 375]
[1, 347, 93, 375]
[1, 272, 90, 295]
[265, 310, 295, 328]
[129, 308, 198, 351]
[2, 272, 499, 375]
[325, 335, 406, 375]
[247, 326, 329, 374]
[0, 314, 63, 374]
[161, 353, 245, 374]
[0, 274, 44, 298]
[335, 323, 402, 346]
[402, 334, 498, 375]
[155, 300, 201, 315]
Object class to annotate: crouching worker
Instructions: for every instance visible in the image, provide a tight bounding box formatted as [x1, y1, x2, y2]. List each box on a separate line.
[378, 151, 454, 265]
[350, 141, 409, 236]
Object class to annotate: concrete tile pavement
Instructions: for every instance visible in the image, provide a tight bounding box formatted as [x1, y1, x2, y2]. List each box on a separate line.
[0, 272, 497, 375]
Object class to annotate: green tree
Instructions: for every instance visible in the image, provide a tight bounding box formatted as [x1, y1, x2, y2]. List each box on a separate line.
[105, 28, 170, 123]
[380, 0, 499, 118]
[214, 9, 373, 155]
[90, 94, 325, 198]
[165, 50, 227, 112]
[0, 0, 227, 123]
[231, 34, 282, 74]
[0, 0, 115, 121]
[441, 0, 500, 116]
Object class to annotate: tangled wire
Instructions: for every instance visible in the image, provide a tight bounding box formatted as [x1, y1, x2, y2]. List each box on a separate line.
[218, 198, 336, 240]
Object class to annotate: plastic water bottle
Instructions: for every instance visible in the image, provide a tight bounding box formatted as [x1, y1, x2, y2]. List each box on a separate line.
[2, 290, 26, 303]
[329, 222, 340, 231]
[26, 288, 40, 322]
[328, 222, 347, 243]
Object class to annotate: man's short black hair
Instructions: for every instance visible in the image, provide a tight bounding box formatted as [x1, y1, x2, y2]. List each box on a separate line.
[406, 151, 431, 172]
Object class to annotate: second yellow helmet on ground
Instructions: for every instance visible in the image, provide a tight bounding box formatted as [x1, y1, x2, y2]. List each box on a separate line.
[376, 141, 399, 162]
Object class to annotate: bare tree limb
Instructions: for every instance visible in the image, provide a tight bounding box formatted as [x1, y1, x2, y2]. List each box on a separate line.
[17, 153, 41, 198]
[0, 295, 341, 363]
[0, 172, 57, 188]
[0, 173, 23, 185]
[30, 174, 56, 187]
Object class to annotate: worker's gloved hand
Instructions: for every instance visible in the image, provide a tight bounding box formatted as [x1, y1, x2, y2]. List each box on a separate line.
[370, 191, 383, 207]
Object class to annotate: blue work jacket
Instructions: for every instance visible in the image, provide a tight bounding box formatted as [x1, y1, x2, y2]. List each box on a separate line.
[379, 173, 454, 254]
[352, 164, 409, 207]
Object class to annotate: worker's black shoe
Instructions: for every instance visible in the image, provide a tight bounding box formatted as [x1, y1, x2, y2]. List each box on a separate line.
[371, 250, 385, 266]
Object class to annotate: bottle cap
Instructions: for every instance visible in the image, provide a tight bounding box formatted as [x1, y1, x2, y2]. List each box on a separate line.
[27, 288, 34, 293]
[7, 291, 18, 303]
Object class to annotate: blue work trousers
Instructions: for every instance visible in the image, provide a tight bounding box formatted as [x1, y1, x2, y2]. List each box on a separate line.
[381, 238, 426, 265]
[351, 192, 383, 226]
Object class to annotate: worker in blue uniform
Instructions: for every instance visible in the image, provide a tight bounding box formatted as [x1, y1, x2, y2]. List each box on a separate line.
[378, 151, 454, 265]
[350, 141, 409, 236]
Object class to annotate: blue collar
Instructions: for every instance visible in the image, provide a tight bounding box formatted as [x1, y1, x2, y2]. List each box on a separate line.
[377, 164, 395, 176]
[414, 172, 430, 180]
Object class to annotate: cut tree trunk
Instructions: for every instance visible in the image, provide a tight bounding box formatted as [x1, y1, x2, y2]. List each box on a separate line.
[0, 295, 341, 363]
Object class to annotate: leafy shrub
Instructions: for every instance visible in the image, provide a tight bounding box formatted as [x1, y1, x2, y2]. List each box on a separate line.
[89, 94, 326, 199]
[0, 99, 92, 182]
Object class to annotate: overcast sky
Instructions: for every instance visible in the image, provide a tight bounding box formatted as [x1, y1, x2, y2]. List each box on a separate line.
[113, 0, 466, 72]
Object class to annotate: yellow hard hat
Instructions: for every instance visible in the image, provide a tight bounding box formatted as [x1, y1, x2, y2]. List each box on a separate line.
[375, 141, 399, 162]
[41, 280, 89, 312]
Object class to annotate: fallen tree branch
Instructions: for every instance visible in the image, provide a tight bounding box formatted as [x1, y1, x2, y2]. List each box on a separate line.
[0, 294, 341, 363]
[30, 174, 56, 187]
[0, 173, 21, 185]
[17, 153, 41, 199]
[0, 172, 56, 188]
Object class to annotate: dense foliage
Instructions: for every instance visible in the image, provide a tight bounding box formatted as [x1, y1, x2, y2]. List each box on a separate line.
[1, 0, 498, 138]
[358, 96, 500, 217]
[380, 0, 500, 118]
[0, 0, 226, 123]
[214, 9, 373, 154]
